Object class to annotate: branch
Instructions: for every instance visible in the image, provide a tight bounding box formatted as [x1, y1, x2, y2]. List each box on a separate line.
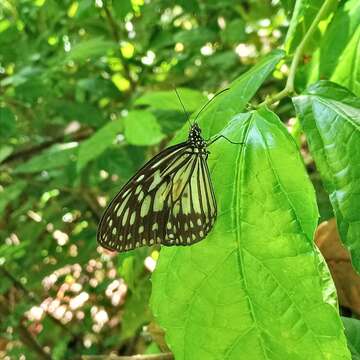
[82, 353, 174, 360]
[1, 128, 92, 164]
[257, 0, 337, 108]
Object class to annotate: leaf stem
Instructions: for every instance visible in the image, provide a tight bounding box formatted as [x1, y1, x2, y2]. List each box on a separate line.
[257, 0, 337, 107]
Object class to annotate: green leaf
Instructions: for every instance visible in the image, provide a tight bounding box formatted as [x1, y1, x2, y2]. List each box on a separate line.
[77, 120, 123, 172]
[113, 0, 132, 18]
[293, 81, 360, 272]
[64, 37, 117, 63]
[284, 0, 338, 54]
[342, 317, 360, 360]
[281, 0, 296, 15]
[53, 101, 104, 126]
[124, 111, 165, 146]
[174, 28, 217, 48]
[310, 0, 360, 96]
[0, 66, 42, 87]
[14, 143, 78, 174]
[151, 107, 350, 359]
[134, 88, 207, 112]
[0, 107, 16, 138]
[0, 145, 13, 163]
[190, 49, 285, 138]
[220, 19, 246, 45]
[0, 181, 27, 214]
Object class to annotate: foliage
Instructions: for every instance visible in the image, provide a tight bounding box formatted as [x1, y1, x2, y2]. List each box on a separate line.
[0, 0, 359, 359]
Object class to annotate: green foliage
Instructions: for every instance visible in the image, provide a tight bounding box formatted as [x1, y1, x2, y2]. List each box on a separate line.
[342, 317, 360, 360]
[0, 181, 27, 214]
[192, 50, 286, 138]
[124, 111, 165, 146]
[0, 0, 359, 359]
[151, 105, 350, 360]
[293, 81, 360, 272]
[308, 0, 360, 96]
[285, 0, 337, 54]
[134, 88, 206, 112]
[77, 119, 123, 172]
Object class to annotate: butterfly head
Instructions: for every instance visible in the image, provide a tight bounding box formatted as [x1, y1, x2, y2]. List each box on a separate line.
[189, 123, 207, 150]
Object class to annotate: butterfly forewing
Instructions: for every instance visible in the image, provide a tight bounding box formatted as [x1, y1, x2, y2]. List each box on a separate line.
[97, 124, 217, 252]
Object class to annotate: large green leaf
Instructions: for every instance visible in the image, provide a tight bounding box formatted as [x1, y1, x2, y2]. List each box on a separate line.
[151, 107, 350, 359]
[309, 0, 360, 96]
[134, 88, 206, 112]
[293, 81, 360, 272]
[187, 49, 285, 140]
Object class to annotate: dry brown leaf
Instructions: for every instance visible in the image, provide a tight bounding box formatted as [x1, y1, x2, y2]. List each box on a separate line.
[315, 218, 360, 315]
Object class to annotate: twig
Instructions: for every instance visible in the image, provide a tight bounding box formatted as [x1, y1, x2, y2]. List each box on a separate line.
[0, 298, 53, 360]
[80, 189, 102, 222]
[257, 0, 337, 108]
[82, 353, 174, 360]
[18, 322, 53, 360]
[102, 0, 134, 90]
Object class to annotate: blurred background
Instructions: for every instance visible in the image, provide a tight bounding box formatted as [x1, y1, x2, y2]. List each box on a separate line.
[0, 0, 302, 358]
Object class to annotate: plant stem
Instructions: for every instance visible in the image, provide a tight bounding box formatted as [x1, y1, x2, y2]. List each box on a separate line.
[257, 0, 337, 107]
[82, 353, 174, 360]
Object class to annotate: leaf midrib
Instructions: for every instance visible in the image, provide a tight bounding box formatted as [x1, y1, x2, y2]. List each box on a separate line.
[232, 115, 271, 360]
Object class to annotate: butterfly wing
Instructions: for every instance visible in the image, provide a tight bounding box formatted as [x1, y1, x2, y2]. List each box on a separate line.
[97, 142, 217, 252]
[165, 155, 217, 245]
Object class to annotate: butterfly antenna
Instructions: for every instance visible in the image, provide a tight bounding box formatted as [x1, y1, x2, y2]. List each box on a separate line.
[174, 87, 192, 127]
[193, 87, 230, 123]
[207, 134, 244, 147]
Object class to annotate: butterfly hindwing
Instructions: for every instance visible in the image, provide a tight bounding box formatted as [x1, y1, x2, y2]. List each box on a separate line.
[165, 156, 216, 245]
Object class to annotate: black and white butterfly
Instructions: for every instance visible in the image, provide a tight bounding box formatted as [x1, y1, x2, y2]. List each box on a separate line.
[97, 122, 218, 252]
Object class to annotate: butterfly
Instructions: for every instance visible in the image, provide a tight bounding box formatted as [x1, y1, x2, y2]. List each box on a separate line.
[97, 121, 219, 252]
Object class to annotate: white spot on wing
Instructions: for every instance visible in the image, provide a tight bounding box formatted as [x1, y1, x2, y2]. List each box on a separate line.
[122, 208, 129, 226]
[148, 170, 162, 192]
[130, 211, 136, 225]
[140, 195, 151, 217]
